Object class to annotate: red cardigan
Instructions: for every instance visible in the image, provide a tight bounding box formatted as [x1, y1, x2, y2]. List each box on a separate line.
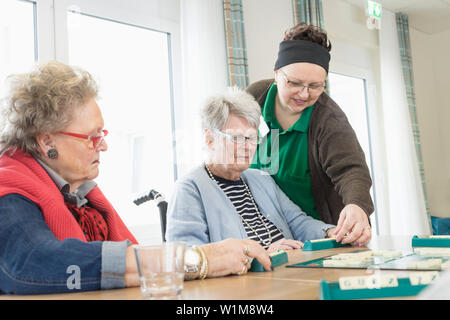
[0, 149, 138, 244]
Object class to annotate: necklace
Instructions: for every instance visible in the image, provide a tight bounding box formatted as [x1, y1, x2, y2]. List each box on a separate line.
[204, 164, 273, 247]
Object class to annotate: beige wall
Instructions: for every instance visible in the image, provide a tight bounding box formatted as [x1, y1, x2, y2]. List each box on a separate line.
[323, 0, 378, 49]
[410, 28, 450, 218]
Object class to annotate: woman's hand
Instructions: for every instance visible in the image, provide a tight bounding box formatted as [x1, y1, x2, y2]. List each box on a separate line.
[334, 204, 372, 246]
[266, 238, 302, 254]
[201, 238, 271, 278]
[124, 245, 139, 287]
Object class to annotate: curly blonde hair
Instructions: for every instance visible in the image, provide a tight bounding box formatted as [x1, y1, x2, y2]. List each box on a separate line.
[0, 61, 98, 156]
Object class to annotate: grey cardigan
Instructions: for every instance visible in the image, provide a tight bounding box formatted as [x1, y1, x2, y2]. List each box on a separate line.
[166, 165, 334, 246]
[246, 79, 374, 225]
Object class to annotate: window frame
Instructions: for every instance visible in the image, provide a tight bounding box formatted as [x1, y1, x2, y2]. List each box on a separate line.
[52, 0, 182, 182]
[328, 64, 380, 236]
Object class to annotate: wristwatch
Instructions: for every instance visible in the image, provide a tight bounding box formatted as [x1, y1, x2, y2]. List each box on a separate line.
[184, 247, 201, 280]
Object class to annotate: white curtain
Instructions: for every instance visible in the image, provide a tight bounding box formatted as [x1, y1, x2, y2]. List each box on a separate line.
[178, 0, 228, 177]
[378, 10, 431, 236]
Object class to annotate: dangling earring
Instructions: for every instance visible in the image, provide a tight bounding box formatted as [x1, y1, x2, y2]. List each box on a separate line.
[47, 148, 58, 159]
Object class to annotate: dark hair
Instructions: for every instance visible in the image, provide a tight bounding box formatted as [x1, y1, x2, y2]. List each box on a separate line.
[284, 22, 332, 52]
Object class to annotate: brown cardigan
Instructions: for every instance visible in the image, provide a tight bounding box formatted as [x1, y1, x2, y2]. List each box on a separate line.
[246, 79, 374, 225]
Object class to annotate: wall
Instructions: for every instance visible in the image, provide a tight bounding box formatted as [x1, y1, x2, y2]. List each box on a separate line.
[322, 0, 378, 50]
[242, 0, 292, 82]
[178, 0, 229, 176]
[410, 28, 450, 218]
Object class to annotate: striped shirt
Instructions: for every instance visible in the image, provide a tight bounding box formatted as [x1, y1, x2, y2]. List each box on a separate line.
[206, 168, 284, 249]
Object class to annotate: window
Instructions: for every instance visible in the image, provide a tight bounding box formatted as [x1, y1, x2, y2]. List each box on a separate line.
[67, 11, 177, 242]
[0, 0, 36, 98]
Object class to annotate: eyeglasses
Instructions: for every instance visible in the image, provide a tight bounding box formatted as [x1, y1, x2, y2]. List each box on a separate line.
[214, 129, 261, 146]
[279, 69, 326, 94]
[58, 129, 108, 149]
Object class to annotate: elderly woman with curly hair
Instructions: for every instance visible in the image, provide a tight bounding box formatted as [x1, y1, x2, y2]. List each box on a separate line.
[0, 61, 271, 295]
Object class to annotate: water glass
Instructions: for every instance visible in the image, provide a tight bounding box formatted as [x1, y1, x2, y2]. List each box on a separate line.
[134, 242, 186, 300]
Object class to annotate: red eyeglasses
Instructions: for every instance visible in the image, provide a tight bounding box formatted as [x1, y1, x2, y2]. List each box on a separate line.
[58, 129, 108, 149]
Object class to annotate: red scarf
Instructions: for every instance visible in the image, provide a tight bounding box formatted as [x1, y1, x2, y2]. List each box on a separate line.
[0, 149, 138, 244]
[65, 201, 109, 242]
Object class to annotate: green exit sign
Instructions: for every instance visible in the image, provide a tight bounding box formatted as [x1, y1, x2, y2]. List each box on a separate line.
[367, 0, 382, 19]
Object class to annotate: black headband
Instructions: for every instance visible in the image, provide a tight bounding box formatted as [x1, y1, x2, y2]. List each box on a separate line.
[274, 40, 330, 73]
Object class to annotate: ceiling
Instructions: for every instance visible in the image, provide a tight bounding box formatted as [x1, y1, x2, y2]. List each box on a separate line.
[342, 0, 450, 34]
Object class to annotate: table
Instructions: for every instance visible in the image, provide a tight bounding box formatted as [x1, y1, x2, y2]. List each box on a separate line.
[0, 235, 424, 300]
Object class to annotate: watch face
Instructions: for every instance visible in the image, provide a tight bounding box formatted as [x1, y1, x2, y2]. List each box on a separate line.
[185, 248, 201, 266]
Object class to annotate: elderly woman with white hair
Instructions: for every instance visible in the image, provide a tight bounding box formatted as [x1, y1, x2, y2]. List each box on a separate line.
[166, 88, 337, 267]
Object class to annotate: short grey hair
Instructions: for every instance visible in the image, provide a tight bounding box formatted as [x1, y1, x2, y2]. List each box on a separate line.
[201, 87, 261, 131]
[0, 61, 98, 156]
